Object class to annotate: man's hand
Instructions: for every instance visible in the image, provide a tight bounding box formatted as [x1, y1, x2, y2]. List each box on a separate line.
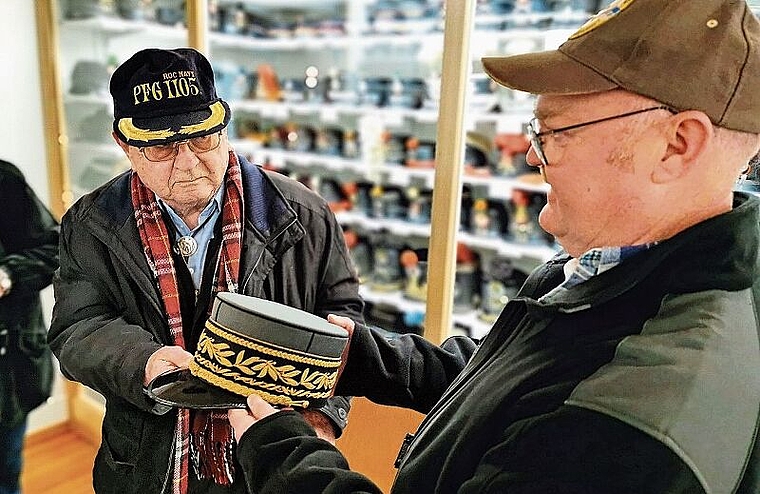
[144, 346, 193, 386]
[300, 409, 338, 445]
[327, 314, 355, 335]
[228, 394, 286, 440]
[227, 395, 337, 444]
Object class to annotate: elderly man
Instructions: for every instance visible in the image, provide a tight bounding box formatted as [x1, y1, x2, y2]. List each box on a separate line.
[227, 1, 760, 493]
[48, 48, 363, 494]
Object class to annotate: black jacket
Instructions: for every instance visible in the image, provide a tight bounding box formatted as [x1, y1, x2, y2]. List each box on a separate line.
[236, 193, 760, 494]
[0, 159, 59, 427]
[49, 155, 363, 493]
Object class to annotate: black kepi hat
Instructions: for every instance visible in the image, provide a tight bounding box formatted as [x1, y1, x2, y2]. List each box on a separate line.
[146, 293, 349, 409]
[110, 47, 231, 147]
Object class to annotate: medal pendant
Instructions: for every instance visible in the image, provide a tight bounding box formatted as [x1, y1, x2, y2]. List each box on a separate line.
[175, 236, 198, 257]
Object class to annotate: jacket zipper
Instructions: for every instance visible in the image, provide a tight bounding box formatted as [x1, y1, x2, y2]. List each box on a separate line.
[241, 216, 298, 293]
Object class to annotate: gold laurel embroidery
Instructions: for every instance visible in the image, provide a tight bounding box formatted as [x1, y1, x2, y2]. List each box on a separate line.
[198, 333, 329, 388]
[190, 361, 310, 407]
[204, 319, 342, 368]
[117, 119, 174, 142]
[193, 334, 338, 394]
[202, 357, 334, 398]
[191, 356, 335, 405]
[178, 101, 227, 135]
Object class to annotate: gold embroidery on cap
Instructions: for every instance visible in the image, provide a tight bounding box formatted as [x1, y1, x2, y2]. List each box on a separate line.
[117, 119, 174, 142]
[204, 318, 342, 368]
[189, 320, 342, 407]
[569, 0, 636, 39]
[179, 101, 227, 135]
[117, 101, 227, 142]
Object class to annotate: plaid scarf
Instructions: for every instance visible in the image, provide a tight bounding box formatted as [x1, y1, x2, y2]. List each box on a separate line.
[131, 152, 244, 493]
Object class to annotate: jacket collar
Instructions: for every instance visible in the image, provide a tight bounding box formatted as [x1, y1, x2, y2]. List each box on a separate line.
[85, 154, 305, 293]
[531, 193, 760, 312]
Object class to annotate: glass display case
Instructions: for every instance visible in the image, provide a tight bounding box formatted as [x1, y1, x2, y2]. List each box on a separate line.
[44, 0, 600, 341]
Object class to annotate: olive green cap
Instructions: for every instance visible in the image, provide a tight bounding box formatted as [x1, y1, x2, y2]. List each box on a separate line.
[482, 0, 760, 133]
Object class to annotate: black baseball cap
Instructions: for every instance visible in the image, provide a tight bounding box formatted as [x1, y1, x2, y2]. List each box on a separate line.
[110, 47, 231, 147]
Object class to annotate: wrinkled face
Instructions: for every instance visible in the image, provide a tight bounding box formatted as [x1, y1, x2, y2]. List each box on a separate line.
[526, 91, 672, 256]
[117, 130, 230, 216]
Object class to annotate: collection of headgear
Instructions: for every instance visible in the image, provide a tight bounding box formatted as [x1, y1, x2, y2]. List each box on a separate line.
[65, 0, 602, 37]
[343, 229, 533, 333]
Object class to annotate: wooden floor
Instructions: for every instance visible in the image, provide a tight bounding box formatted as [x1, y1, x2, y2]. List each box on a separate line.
[21, 423, 98, 494]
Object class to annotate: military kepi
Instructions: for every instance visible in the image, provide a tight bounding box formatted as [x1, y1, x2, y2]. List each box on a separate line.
[110, 47, 231, 147]
[147, 293, 349, 409]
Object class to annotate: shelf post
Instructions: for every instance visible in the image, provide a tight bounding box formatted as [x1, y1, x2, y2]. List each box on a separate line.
[186, 0, 209, 54]
[34, 0, 72, 219]
[425, 0, 477, 344]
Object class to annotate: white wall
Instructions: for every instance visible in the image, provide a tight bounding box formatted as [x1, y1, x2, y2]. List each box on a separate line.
[0, 0, 68, 432]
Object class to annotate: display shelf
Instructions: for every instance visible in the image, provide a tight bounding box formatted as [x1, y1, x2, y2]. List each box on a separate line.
[336, 211, 557, 264]
[230, 99, 440, 124]
[64, 93, 111, 105]
[55, 0, 578, 336]
[232, 142, 549, 199]
[360, 285, 493, 340]
[210, 27, 579, 52]
[59, 16, 186, 39]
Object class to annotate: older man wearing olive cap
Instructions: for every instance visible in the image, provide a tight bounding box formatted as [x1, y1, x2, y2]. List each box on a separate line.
[227, 1, 760, 493]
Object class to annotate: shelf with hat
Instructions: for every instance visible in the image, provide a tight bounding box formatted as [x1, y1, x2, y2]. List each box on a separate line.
[60, 0, 189, 36]
[337, 211, 556, 262]
[60, 15, 187, 38]
[232, 141, 549, 198]
[355, 241, 531, 339]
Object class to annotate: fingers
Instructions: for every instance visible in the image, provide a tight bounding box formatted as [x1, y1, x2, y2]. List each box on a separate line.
[227, 394, 285, 440]
[228, 408, 256, 439]
[247, 394, 280, 419]
[327, 314, 355, 334]
[144, 346, 193, 385]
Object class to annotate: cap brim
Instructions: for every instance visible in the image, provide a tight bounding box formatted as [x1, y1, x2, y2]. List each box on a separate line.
[114, 99, 230, 147]
[145, 368, 248, 410]
[482, 50, 618, 95]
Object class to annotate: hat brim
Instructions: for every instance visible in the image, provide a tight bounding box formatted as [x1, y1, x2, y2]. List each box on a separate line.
[114, 99, 231, 147]
[482, 50, 618, 95]
[146, 368, 248, 410]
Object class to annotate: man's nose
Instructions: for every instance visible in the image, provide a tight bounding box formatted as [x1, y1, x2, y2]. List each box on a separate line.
[525, 145, 543, 167]
[172, 142, 199, 170]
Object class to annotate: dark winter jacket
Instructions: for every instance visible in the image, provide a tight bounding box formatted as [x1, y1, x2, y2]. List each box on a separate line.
[0, 159, 59, 427]
[48, 155, 363, 493]
[236, 192, 760, 494]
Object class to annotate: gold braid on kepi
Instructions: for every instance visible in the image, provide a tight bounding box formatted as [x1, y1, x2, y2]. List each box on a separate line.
[188, 318, 342, 408]
[146, 293, 349, 410]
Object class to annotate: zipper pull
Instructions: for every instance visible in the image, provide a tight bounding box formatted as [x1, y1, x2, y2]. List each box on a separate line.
[394, 433, 415, 469]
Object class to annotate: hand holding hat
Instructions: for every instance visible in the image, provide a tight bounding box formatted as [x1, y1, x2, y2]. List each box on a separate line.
[227, 313, 354, 442]
[146, 293, 351, 410]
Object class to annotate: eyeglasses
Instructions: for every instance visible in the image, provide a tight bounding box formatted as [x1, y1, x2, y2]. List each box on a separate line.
[526, 106, 676, 166]
[139, 131, 223, 162]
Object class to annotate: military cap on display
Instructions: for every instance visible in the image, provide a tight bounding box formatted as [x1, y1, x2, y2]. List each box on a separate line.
[482, 0, 760, 133]
[147, 293, 349, 409]
[110, 47, 231, 147]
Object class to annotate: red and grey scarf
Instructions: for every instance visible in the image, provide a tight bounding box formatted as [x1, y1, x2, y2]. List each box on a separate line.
[131, 152, 244, 493]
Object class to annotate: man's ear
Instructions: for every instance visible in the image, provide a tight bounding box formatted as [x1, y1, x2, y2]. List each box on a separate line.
[112, 132, 130, 155]
[652, 111, 713, 184]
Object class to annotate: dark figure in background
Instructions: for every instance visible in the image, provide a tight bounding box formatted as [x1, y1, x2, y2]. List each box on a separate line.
[0, 160, 59, 494]
[48, 48, 363, 494]
[227, 1, 760, 493]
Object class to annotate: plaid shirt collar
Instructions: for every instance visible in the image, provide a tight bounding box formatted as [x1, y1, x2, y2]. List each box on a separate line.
[540, 243, 655, 301]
